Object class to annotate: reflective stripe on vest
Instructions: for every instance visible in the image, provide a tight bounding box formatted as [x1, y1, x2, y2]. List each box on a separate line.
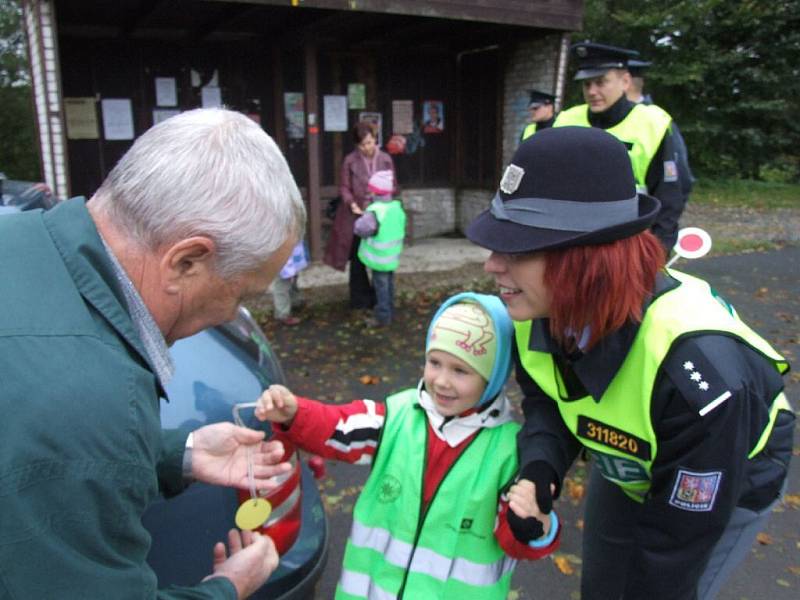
[554, 103, 672, 188]
[515, 270, 790, 502]
[358, 200, 406, 272]
[336, 389, 519, 599]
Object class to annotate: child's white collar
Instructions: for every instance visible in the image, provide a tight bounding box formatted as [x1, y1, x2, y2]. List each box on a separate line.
[416, 380, 513, 447]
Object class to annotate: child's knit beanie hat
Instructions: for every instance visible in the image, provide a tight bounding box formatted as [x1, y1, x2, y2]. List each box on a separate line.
[425, 292, 513, 406]
[427, 302, 497, 382]
[367, 169, 394, 197]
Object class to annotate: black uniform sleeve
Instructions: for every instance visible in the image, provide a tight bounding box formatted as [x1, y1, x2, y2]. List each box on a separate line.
[646, 127, 688, 251]
[514, 344, 582, 498]
[670, 121, 695, 197]
[623, 334, 787, 598]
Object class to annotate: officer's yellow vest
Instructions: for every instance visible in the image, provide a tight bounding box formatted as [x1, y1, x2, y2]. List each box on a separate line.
[554, 103, 672, 193]
[515, 270, 791, 502]
[521, 122, 538, 141]
[358, 200, 406, 272]
[337, 389, 520, 599]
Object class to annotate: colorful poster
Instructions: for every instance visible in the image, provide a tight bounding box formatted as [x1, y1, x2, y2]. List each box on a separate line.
[348, 83, 366, 110]
[154, 77, 177, 107]
[64, 97, 99, 139]
[284, 92, 305, 139]
[392, 100, 414, 134]
[101, 98, 134, 140]
[422, 100, 444, 133]
[323, 95, 348, 132]
[358, 111, 383, 147]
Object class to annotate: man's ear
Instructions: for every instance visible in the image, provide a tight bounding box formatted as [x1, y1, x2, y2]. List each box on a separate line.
[161, 237, 217, 294]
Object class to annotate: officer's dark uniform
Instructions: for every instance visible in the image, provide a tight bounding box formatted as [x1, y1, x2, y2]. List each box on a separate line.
[554, 43, 689, 251]
[520, 90, 556, 141]
[514, 275, 794, 599]
[628, 58, 695, 200]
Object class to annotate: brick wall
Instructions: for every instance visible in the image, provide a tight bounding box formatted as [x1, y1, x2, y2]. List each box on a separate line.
[502, 35, 562, 166]
[456, 188, 492, 234]
[400, 188, 456, 239]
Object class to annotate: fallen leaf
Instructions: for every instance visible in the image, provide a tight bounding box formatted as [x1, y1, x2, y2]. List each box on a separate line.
[783, 494, 800, 509]
[575, 519, 584, 531]
[358, 375, 381, 385]
[565, 479, 585, 502]
[756, 532, 773, 545]
[754, 287, 768, 298]
[553, 555, 575, 575]
[787, 566, 800, 576]
[777, 578, 791, 587]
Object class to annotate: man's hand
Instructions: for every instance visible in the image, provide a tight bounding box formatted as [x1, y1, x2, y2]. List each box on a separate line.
[205, 529, 279, 599]
[254, 385, 298, 425]
[191, 423, 291, 491]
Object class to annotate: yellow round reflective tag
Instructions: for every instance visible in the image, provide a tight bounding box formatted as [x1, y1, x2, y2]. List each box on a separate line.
[235, 497, 272, 530]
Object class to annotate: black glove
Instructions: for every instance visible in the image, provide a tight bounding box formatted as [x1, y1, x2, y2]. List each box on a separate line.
[519, 461, 558, 514]
[506, 507, 545, 543]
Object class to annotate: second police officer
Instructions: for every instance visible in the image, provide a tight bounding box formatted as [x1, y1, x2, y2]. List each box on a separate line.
[554, 42, 688, 252]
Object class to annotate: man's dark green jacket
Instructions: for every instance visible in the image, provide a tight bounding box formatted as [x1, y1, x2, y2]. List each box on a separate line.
[0, 199, 235, 599]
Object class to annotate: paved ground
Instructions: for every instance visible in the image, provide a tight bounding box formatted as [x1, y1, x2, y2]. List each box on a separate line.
[259, 242, 800, 599]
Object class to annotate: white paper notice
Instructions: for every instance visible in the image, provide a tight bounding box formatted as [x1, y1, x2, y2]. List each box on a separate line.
[155, 77, 177, 107]
[202, 86, 222, 108]
[392, 100, 414, 134]
[323, 95, 348, 132]
[153, 109, 180, 125]
[101, 98, 134, 140]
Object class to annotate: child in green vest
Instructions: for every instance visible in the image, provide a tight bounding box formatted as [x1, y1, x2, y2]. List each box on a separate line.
[353, 169, 406, 328]
[255, 292, 560, 599]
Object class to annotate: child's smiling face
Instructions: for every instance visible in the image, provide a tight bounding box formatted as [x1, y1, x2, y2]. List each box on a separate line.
[424, 350, 487, 417]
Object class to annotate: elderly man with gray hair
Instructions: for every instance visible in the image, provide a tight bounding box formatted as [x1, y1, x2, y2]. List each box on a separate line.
[0, 109, 306, 599]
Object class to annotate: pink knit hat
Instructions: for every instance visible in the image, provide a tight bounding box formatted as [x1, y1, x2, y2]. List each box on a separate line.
[367, 169, 394, 197]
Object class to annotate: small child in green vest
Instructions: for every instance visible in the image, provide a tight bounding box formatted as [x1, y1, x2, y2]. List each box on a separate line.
[255, 292, 560, 599]
[353, 169, 406, 328]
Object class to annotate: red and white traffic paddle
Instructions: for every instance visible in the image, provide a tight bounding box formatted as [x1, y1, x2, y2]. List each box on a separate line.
[667, 227, 712, 268]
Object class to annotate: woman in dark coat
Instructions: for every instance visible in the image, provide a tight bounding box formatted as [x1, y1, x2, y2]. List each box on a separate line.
[324, 121, 396, 309]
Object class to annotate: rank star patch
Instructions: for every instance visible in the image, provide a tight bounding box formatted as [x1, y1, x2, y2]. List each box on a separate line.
[669, 468, 722, 512]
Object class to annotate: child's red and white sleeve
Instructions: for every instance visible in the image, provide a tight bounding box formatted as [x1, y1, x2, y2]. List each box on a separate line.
[280, 396, 386, 464]
[495, 498, 561, 560]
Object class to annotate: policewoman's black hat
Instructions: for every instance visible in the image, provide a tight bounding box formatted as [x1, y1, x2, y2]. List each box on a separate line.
[571, 41, 639, 80]
[528, 90, 555, 108]
[466, 127, 660, 253]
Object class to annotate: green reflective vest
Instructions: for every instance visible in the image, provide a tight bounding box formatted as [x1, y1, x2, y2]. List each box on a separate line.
[515, 270, 791, 502]
[337, 389, 520, 599]
[358, 200, 406, 272]
[554, 103, 672, 193]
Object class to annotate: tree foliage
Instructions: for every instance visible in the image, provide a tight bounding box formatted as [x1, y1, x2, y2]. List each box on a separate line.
[0, 0, 38, 180]
[577, 0, 800, 181]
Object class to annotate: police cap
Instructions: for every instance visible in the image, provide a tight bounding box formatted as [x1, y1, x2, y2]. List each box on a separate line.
[528, 89, 556, 109]
[571, 41, 639, 80]
[627, 59, 652, 78]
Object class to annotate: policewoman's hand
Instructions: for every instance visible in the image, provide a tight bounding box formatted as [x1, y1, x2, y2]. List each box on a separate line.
[507, 479, 552, 543]
[519, 461, 558, 513]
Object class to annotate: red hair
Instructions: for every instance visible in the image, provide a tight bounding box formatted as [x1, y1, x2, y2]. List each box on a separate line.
[543, 231, 665, 351]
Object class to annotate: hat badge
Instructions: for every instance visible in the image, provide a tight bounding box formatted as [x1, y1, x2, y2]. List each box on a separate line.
[576, 46, 588, 58]
[499, 164, 525, 194]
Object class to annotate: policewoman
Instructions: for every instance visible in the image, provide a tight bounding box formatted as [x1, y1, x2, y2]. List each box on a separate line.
[554, 42, 688, 252]
[466, 127, 794, 599]
[520, 90, 557, 142]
